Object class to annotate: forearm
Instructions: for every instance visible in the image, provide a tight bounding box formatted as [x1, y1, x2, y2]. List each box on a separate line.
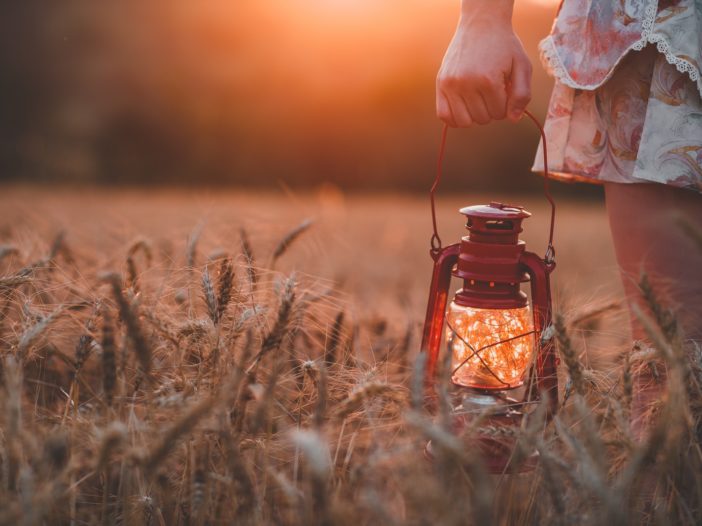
[459, 0, 514, 27]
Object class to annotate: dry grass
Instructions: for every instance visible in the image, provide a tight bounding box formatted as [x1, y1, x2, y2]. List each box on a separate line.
[0, 187, 700, 525]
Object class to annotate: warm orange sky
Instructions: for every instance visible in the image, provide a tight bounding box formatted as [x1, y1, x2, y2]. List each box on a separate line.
[3, 0, 564, 189]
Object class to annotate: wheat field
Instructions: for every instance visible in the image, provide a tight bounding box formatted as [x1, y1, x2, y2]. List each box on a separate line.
[0, 186, 700, 525]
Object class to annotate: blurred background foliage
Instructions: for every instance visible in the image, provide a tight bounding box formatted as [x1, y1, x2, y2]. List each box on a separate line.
[1, 0, 593, 195]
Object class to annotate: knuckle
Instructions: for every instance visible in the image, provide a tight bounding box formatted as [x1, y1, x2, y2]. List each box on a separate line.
[474, 73, 495, 88]
[439, 74, 459, 90]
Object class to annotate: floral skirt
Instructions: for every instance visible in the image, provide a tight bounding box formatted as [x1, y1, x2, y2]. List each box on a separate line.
[532, 45, 702, 194]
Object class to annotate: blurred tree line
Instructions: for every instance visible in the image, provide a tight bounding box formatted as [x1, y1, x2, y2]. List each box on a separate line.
[1, 1, 591, 195]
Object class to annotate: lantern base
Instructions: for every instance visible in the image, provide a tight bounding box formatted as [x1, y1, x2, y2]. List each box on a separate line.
[424, 387, 539, 474]
[424, 439, 538, 474]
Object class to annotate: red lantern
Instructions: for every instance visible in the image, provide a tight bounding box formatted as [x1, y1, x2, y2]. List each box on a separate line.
[421, 113, 559, 473]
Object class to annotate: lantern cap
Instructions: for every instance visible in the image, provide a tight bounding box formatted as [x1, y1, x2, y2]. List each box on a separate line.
[459, 202, 531, 220]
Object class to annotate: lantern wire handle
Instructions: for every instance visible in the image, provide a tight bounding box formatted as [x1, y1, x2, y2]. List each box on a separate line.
[429, 109, 556, 263]
[523, 109, 556, 264]
[429, 124, 449, 258]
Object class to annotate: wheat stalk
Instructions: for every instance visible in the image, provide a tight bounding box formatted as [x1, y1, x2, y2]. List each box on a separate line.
[240, 228, 257, 289]
[104, 272, 152, 377]
[271, 218, 313, 268]
[335, 382, 405, 419]
[247, 275, 296, 373]
[323, 311, 344, 365]
[221, 427, 258, 522]
[16, 306, 64, 361]
[190, 437, 208, 522]
[127, 238, 153, 265]
[186, 223, 204, 269]
[0, 274, 32, 290]
[290, 429, 331, 523]
[215, 257, 235, 324]
[141, 394, 216, 474]
[142, 367, 245, 474]
[554, 314, 584, 398]
[101, 310, 117, 407]
[95, 421, 127, 470]
[201, 267, 218, 325]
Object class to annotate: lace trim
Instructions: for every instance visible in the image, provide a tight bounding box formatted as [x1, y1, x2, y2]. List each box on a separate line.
[539, 0, 701, 95]
[632, 1, 700, 83]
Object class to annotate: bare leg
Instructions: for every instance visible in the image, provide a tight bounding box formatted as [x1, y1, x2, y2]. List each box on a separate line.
[605, 182, 702, 435]
[604, 182, 702, 343]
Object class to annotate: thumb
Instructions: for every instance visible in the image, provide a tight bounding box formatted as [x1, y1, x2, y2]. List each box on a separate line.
[507, 55, 532, 122]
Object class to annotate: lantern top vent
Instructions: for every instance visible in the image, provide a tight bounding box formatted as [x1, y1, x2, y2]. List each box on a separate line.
[459, 202, 531, 220]
[459, 202, 530, 244]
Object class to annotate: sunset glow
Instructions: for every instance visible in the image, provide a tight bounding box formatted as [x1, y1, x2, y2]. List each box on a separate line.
[4, 0, 559, 187]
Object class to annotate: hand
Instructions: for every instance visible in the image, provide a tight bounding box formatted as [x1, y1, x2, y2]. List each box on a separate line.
[436, 2, 532, 127]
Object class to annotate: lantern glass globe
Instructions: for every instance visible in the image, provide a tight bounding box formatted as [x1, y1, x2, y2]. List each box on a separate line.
[446, 302, 534, 390]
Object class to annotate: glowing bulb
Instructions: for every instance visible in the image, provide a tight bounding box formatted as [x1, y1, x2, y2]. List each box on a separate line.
[446, 301, 534, 389]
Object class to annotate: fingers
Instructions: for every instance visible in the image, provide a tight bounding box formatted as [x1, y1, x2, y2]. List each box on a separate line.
[437, 74, 507, 127]
[480, 76, 508, 121]
[437, 83, 491, 127]
[437, 78, 473, 127]
[436, 90, 457, 127]
[462, 90, 491, 125]
[447, 93, 473, 128]
[507, 54, 532, 122]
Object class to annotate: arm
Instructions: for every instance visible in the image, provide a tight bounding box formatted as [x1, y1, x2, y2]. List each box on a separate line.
[436, 0, 532, 127]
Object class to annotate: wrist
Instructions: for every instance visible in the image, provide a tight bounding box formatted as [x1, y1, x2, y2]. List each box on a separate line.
[459, 0, 514, 27]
